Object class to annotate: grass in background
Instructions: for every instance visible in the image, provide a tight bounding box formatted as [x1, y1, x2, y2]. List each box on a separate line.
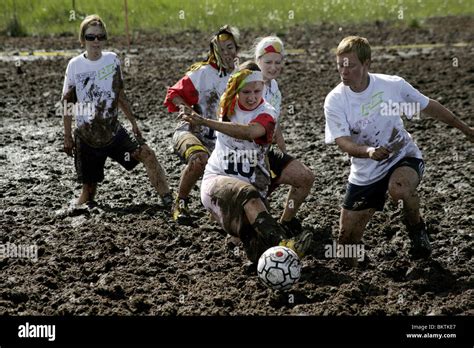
[1, 0, 473, 37]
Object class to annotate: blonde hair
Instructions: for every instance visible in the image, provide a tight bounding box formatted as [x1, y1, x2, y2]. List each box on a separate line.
[336, 36, 371, 63]
[79, 14, 107, 46]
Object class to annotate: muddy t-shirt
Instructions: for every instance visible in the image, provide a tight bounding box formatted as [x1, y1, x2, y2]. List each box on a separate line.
[164, 64, 230, 151]
[62, 52, 123, 148]
[204, 100, 277, 197]
[324, 73, 429, 185]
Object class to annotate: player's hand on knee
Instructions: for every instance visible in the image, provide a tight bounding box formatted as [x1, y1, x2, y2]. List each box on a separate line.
[367, 146, 390, 161]
[64, 134, 74, 157]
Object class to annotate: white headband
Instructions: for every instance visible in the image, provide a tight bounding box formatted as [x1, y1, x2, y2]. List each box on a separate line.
[243, 71, 264, 85]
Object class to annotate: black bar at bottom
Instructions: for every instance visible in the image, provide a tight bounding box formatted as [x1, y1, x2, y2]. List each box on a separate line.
[1, 316, 472, 346]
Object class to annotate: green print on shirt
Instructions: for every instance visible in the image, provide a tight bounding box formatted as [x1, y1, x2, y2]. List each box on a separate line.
[97, 63, 115, 80]
[360, 91, 384, 117]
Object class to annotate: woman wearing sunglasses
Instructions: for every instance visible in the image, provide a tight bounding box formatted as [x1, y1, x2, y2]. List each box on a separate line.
[62, 14, 172, 208]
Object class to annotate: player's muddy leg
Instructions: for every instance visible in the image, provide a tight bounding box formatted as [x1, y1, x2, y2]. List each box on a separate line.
[388, 166, 431, 258]
[132, 144, 171, 197]
[388, 166, 420, 225]
[276, 160, 315, 224]
[243, 197, 268, 225]
[77, 183, 97, 205]
[243, 199, 286, 263]
[178, 152, 208, 199]
[339, 208, 375, 267]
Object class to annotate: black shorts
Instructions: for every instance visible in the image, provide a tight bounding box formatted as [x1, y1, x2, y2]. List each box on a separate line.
[267, 146, 295, 194]
[342, 157, 424, 211]
[74, 127, 143, 184]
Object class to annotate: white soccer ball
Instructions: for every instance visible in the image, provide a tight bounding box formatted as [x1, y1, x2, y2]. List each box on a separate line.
[257, 246, 301, 291]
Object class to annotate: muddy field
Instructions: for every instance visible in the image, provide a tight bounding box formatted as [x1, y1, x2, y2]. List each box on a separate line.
[1, 16, 473, 317]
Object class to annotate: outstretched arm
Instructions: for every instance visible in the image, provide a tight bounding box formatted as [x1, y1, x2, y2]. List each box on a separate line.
[181, 111, 267, 141]
[422, 99, 473, 142]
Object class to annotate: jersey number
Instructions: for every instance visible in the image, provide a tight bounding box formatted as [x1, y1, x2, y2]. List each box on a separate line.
[223, 154, 255, 178]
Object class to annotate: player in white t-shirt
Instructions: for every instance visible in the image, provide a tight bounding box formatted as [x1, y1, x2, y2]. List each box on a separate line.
[324, 36, 474, 265]
[181, 63, 312, 263]
[62, 15, 171, 209]
[164, 25, 239, 224]
[255, 36, 315, 236]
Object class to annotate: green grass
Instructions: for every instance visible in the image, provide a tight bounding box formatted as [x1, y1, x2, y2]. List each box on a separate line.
[1, 0, 473, 36]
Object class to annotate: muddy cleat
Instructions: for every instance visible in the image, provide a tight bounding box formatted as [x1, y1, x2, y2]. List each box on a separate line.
[279, 231, 313, 258]
[161, 193, 173, 209]
[406, 219, 432, 259]
[280, 217, 303, 238]
[172, 197, 191, 224]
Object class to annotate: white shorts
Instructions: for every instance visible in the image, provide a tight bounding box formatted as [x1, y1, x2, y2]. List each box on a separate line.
[201, 174, 261, 237]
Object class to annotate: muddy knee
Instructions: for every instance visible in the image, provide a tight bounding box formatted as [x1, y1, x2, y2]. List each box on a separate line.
[302, 167, 315, 189]
[388, 181, 416, 201]
[188, 152, 208, 174]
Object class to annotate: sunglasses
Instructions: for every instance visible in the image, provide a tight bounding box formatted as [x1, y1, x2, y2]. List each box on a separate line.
[84, 33, 107, 41]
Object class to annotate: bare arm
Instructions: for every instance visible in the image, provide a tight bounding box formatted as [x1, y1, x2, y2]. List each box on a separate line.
[62, 88, 76, 157]
[274, 125, 287, 153]
[422, 99, 473, 142]
[181, 112, 267, 141]
[335, 136, 391, 161]
[118, 89, 141, 138]
[63, 112, 74, 157]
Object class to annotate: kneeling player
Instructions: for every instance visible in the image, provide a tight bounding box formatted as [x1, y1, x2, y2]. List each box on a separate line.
[182, 63, 312, 263]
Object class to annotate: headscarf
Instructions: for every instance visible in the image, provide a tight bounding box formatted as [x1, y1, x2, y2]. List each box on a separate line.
[187, 25, 239, 77]
[255, 36, 285, 60]
[219, 69, 264, 118]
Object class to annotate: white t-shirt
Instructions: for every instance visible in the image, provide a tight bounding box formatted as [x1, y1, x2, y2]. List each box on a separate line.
[324, 73, 429, 185]
[204, 100, 277, 197]
[165, 64, 230, 151]
[263, 79, 282, 120]
[62, 51, 123, 147]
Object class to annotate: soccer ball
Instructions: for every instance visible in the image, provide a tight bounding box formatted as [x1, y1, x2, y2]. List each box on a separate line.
[257, 246, 301, 291]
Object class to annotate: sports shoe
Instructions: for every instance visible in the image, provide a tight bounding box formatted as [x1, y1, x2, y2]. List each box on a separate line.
[172, 197, 191, 224]
[405, 218, 432, 259]
[279, 231, 313, 258]
[280, 217, 303, 238]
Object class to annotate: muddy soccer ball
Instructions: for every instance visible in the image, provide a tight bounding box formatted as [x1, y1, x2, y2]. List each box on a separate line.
[257, 246, 301, 291]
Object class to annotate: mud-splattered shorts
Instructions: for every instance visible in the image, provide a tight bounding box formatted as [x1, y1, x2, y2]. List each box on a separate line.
[74, 126, 143, 184]
[173, 130, 210, 163]
[343, 157, 424, 211]
[201, 174, 261, 238]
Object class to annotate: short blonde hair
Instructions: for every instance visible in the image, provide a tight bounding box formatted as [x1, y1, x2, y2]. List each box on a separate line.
[79, 14, 107, 45]
[336, 36, 371, 63]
